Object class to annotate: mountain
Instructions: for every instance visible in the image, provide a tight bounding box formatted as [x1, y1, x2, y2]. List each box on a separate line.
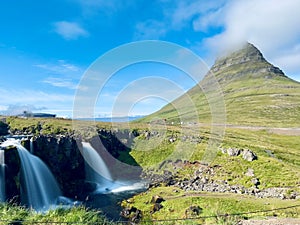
[139, 43, 300, 127]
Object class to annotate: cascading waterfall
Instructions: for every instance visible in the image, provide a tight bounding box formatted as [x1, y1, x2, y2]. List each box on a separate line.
[82, 142, 145, 193]
[0, 149, 5, 202]
[82, 142, 112, 182]
[1, 139, 62, 211]
[30, 137, 34, 154]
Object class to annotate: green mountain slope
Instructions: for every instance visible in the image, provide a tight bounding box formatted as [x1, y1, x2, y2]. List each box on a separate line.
[139, 43, 300, 127]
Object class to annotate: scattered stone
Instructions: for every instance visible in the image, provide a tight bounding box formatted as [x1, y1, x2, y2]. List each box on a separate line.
[142, 160, 298, 201]
[151, 195, 165, 204]
[220, 147, 227, 154]
[151, 203, 163, 213]
[185, 205, 203, 217]
[201, 177, 208, 184]
[120, 206, 142, 223]
[245, 168, 255, 177]
[169, 137, 176, 143]
[251, 178, 260, 187]
[242, 149, 257, 161]
[227, 148, 241, 156]
[265, 150, 275, 158]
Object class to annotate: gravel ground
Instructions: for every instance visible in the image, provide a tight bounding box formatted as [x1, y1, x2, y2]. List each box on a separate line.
[239, 218, 300, 225]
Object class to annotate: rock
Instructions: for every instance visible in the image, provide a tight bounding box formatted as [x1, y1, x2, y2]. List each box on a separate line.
[201, 177, 208, 184]
[151, 195, 165, 204]
[31, 135, 85, 197]
[242, 149, 257, 161]
[144, 131, 150, 139]
[245, 168, 255, 177]
[220, 147, 227, 154]
[251, 178, 260, 186]
[120, 206, 142, 223]
[265, 149, 275, 158]
[0, 121, 9, 136]
[169, 138, 176, 143]
[185, 205, 203, 217]
[151, 203, 163, 213]
[227, 148, 240, 156]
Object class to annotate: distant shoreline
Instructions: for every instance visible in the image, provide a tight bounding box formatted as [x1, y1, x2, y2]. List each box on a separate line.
[75, 116, 145, 122]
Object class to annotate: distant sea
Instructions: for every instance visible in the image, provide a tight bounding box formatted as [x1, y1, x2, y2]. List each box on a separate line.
[77, 116, 145, 122]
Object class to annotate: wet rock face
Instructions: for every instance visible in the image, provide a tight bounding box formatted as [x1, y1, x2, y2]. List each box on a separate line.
[32, 135, 85, 198]
[0, 121, 9, 136]
[3, 146, 21, 202]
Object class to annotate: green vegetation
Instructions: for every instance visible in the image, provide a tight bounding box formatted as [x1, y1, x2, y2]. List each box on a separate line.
[0, 204, 116, 225]
[130, 126, 300, 188]
[123, 186, 300, 224]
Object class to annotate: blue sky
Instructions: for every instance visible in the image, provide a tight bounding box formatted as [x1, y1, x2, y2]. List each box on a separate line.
[1, 0, 300, 117]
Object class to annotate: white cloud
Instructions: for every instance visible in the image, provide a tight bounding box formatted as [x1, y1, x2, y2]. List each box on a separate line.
[133, 0, 225, 40]
[35, 60, 81, 74]
[42, 77, 78, 89]
[0, 88, 74, 117]
[166, 0, 226, 30]
[53, 21, 89, 40]
[140, 0, 300, 80]
[0, 88, 74, 105]
[134, 20, 167, 40]
[1, 105, 47, 116]
[200, 0, 300, 80]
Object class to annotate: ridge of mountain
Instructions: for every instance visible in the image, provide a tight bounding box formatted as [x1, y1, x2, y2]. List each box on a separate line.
[138, 42, 300, 127]
[206, 42, 287, 84]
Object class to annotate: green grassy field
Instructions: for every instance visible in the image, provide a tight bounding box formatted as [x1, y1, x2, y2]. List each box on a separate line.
[122, 186, 300, 224]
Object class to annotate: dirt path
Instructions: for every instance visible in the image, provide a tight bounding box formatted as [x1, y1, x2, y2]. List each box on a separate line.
[196, 123, 300, 136]
[239, 217, 300, 225]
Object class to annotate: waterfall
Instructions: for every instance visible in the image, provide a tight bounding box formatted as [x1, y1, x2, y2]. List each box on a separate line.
[82, 142, 145, 193]
[82, 142, 112, 182]
[30, 137, 34, 154]
[1, 139, 62, 211]
[0, 149, 5, 202]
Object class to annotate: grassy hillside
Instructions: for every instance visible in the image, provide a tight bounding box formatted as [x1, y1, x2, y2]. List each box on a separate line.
[138, 43, 300, 127]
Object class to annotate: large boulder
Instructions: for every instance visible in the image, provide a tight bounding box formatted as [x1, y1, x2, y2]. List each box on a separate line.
[227, 148, 241, 156]
[242, 149, 257, 161]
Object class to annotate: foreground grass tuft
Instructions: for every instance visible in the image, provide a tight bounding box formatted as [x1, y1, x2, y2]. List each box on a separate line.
[0, 204, 116, 225]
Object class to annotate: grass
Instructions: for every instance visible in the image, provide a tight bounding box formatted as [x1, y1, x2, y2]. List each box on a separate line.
[0, 204, 117, 225]
[129, 125, 300, 188]
[122, 186, 300, 224]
